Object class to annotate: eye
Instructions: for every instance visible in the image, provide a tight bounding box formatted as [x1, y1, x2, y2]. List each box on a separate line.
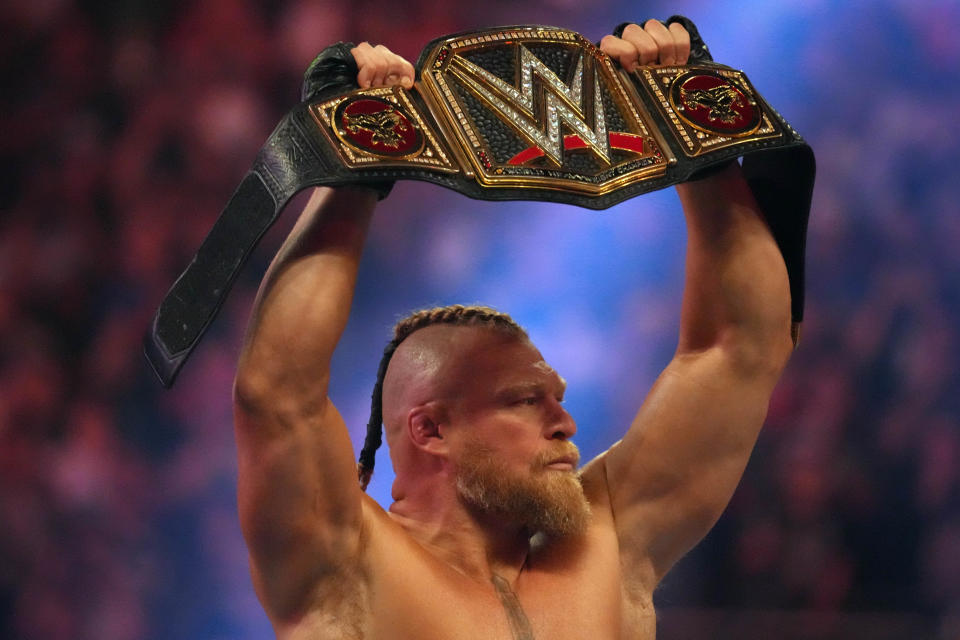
[509, 395, 539, 407]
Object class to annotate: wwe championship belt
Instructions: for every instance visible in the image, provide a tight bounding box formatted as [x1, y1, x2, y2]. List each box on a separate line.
[145, 25, 815, 387]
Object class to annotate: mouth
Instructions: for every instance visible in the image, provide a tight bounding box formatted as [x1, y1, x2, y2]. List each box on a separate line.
[546, 455, 577, 471]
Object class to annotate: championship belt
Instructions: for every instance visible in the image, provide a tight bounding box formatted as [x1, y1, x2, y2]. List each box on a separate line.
[145, 25, 815, 387]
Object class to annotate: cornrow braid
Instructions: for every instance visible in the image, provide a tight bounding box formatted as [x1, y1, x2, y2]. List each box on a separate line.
[358, 304, 528, 490]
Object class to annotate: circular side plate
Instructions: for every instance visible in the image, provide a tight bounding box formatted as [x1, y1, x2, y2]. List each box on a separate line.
[669, 71, 761, 137]
[333, 96, 425, 158]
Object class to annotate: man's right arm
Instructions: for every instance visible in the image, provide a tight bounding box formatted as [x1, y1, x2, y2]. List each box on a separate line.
[231, 43, 414, 624]
[233, 186, 377, 622]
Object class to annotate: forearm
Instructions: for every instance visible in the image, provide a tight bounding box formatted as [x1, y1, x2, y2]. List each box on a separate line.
[674, 163, 793, 364]
[235, 186, 377, 408]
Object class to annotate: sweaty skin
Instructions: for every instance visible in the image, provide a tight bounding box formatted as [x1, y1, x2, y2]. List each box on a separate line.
[233, 22, 793, 640]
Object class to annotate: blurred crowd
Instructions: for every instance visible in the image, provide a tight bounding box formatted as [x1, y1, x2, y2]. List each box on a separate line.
[1, 1, 958, 639]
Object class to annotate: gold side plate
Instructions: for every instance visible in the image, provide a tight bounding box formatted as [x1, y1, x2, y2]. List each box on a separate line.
[309, 86, 459, 173]
[638, 66, 782, 157]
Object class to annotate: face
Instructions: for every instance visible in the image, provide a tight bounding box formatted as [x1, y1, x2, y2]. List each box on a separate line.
[455, 436, 590, 539]
[442, 330, 591, 538]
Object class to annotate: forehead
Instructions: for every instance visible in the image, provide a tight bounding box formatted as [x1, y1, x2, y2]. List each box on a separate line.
[443, 328, 563, 388]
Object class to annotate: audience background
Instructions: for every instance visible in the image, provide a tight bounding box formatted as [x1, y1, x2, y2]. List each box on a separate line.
[2, 0, 958, 638]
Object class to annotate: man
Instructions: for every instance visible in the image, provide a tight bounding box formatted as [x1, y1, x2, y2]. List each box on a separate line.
[233, 19, 794, 639]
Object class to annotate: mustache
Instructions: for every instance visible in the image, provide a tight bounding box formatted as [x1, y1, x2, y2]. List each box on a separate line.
[534, 443, 581, 469]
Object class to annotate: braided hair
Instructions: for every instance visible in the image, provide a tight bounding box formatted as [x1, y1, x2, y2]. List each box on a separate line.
[358, 304, 528, 490]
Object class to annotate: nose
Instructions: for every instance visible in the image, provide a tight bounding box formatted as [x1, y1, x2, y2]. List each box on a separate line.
[546, 399, 577, 440]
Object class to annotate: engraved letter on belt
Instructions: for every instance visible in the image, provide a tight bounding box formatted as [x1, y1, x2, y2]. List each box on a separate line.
[421, 27, 670, 195]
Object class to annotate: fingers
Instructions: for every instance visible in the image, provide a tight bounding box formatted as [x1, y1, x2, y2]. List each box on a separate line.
[599, 20, 691, 69]
[622, 23, 660, 68]
[640, 20, 677, 65]
[351, 42, 415, 90]
[599, 35, 639, 72]
[669, 22, 691, 65]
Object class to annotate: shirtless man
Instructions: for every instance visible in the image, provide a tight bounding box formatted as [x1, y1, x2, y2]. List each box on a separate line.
[232, 20, 794, 639]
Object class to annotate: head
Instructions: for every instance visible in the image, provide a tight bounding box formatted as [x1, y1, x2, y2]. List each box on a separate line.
[360, 305, 590, 538]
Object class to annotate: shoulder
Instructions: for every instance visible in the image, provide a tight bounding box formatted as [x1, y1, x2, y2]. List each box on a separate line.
[579, 447, 613, 509]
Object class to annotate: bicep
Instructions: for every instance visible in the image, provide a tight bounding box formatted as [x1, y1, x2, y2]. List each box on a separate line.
[234, 392, 364, 621]
[605, 347, 780, 585]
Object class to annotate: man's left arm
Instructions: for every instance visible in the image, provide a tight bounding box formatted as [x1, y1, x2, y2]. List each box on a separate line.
[596, 24, 796, 588]
[602, 161, 794, 588]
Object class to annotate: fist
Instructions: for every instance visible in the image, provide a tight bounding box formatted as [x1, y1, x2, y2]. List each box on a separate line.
[600, 20, 691, 71]
[350, 42, 416, 89]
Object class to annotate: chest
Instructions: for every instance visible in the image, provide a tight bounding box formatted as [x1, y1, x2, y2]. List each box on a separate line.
[362, 547, 654, 640]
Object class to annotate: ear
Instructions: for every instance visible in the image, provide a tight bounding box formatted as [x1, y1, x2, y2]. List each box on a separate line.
[407, 401, 450, 456]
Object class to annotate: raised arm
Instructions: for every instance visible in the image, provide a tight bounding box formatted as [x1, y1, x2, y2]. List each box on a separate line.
[598, 21, 795, 588]
[232, 43, 414, 623]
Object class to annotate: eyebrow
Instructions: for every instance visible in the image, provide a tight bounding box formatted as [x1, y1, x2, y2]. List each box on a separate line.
[496, 376, 567, 399]
[534, 362, 567, 389]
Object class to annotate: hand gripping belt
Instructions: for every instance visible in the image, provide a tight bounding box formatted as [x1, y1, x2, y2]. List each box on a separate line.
[144, 24, 815, 387]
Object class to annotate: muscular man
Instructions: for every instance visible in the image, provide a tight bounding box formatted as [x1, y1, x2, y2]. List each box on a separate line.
[233, 20, 794, 639]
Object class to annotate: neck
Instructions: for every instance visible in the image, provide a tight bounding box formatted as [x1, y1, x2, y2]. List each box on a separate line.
[389, 488, 531, 583]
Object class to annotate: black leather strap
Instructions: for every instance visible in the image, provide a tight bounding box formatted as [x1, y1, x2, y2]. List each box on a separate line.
[144, 25, 814, 387]
[743, 144, 815, 331]
[144, 106, 321, 386]
[302, 41, 360, 102]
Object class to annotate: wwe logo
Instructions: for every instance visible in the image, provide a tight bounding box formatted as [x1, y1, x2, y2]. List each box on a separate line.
[450, 45, 610, 166]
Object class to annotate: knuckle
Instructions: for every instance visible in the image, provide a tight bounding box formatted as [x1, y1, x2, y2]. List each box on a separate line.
[618, 54, 635, 70]
[643, 18, 665, 33]
[622, 23, 643, 38]
[600, 35, 624, 55]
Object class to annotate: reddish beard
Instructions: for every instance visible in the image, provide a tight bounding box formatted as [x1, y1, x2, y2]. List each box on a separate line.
[455, 440, 591, 539]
